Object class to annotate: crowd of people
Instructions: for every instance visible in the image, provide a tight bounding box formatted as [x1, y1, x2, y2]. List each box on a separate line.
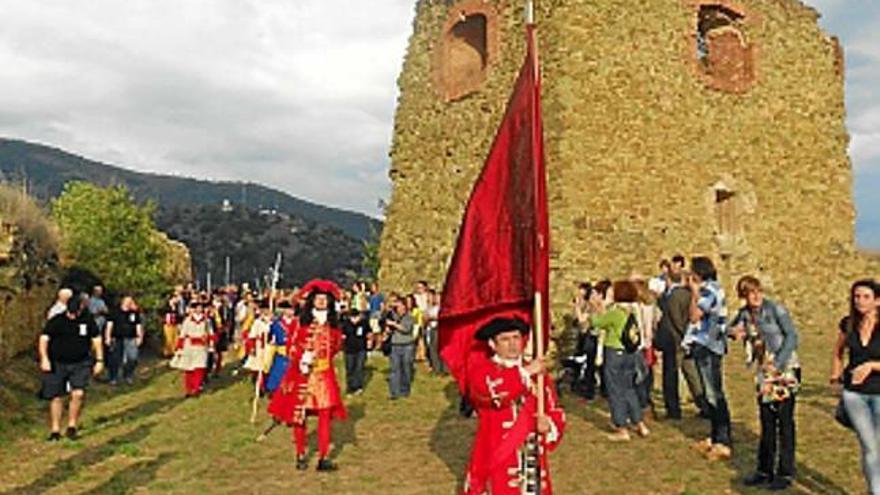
[32, 257, 880, 493]
[564, 255, 801, 490]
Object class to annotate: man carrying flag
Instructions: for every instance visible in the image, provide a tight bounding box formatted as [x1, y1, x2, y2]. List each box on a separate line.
[463, 317, 565, 495]
[438, 3, 564, 493]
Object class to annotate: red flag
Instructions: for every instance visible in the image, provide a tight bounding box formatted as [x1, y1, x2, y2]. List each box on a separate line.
[439, 26, 549, 391]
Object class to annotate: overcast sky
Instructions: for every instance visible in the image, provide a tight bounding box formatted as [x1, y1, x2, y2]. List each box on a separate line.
[0, 1, 877, 243]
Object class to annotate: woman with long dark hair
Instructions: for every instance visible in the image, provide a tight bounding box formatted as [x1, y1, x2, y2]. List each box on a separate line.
[832, 279, 880, 494]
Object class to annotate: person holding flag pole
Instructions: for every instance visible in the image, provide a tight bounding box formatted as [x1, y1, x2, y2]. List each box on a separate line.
[247, 252, 283, 423]
[438, 2, 565, 493]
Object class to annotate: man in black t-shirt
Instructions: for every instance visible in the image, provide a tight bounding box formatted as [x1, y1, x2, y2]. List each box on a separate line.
[104, 296, 144, 385]
[39, 296, 104, 441]
[342, 309, 369, 395]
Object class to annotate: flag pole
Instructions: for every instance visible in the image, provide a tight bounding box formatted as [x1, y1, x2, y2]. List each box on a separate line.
[525, 0, 546, 421]
[251, 252, 282, 423]
[533, 292, 545, 418]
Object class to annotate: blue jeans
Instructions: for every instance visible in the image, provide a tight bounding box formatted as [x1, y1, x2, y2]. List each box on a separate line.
[426, 325, 447, 374]
[692, 344, 731, 446]
[108, 338, 139, 382]
[603, 348, 643, 427]
[389, 344, 415, 398]
[843, 389, 880, 494]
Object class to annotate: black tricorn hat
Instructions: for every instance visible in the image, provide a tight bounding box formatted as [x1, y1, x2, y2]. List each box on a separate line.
[257, 299, 271, 309]
[277, 300, 293, 309]
[475, 317, 530, 341]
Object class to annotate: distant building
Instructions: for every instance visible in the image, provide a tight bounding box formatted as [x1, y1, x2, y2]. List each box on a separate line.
[222, 199, 233, 212]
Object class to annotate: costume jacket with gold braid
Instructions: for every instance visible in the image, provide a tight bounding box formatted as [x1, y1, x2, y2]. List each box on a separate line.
[267, 319, 346, 425]
[463, 355, 565, 495]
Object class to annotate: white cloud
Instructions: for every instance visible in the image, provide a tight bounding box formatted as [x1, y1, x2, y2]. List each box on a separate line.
[0, 0, 415, 216]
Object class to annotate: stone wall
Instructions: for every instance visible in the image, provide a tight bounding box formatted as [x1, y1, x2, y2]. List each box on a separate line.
[0, 215, 60, 363]
[381, 0, 877, 347]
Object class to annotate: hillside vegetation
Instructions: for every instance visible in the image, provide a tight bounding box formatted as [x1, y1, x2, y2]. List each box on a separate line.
[156, 204, 363, 287]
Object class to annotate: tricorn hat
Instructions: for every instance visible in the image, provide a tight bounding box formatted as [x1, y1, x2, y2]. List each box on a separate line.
[298, 279, 341, 300]
[475, 317, 530, 341]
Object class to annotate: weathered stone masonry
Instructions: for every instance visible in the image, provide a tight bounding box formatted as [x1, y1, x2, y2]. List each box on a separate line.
[380, 0, 878, 351]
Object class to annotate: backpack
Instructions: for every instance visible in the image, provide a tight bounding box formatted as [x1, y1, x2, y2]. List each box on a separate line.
[620, 309, 642, 354]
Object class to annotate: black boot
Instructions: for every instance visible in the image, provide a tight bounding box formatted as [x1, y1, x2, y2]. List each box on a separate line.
[65, 427, 79, 440]
[743, 471, 770, 487]
[316, 458, 337, 472]
[295, 456, 308, 471]
[768, 476, 792, 491]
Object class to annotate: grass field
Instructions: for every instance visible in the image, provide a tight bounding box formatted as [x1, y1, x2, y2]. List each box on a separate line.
[0, 340, 867, 495]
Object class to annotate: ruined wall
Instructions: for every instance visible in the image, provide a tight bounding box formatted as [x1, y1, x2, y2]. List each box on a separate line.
[155, 232, 193, 287]
[0, 205, 61, 363]
[381, 0, 873, 343]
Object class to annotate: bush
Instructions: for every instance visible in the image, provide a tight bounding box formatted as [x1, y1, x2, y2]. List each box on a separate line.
[51, 182, 173, 309]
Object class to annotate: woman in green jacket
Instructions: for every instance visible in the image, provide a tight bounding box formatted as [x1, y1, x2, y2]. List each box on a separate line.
[591, 280, 650, 441]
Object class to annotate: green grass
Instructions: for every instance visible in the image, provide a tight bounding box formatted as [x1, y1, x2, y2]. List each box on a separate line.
[0, 338, 866, 494]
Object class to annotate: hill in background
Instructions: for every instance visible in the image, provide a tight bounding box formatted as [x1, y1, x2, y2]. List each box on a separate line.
[0, 138, 375, 286]
[0, 138, 380, 240]
[156, 204, 363, 288]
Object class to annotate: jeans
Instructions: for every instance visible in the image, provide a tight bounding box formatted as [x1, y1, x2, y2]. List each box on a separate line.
[345, 351, 366, 393]
[660, 338, 707, 418]
[426, 325, 447, 374]
[108, 338, 139, 382]
[843, 389, 880, 494]
[603, 348, 643, 427]
[692, 344, 731, 446]
[757, 396, 796, 479]
[389, 344, 415, 398]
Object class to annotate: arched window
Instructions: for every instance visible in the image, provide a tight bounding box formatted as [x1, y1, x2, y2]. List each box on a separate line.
[433, 3, 499, 101]
[694, 4, 755, 93]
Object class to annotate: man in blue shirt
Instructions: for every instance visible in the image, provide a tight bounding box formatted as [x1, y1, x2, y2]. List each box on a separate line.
[683, 256, 732, 461]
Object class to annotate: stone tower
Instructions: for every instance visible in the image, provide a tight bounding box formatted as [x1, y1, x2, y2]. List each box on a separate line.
[380, 0, 871, 333]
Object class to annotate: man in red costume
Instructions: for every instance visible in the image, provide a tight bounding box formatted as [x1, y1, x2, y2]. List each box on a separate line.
[267, 280, 346, 472]
[463, 317, 565, 495]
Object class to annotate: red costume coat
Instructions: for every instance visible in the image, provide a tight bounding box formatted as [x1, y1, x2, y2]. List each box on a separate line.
[267, 319, 346, 425]
[463, 355, 565, 495]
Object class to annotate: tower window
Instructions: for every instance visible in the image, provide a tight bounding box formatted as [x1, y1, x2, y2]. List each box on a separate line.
[694, 4, 755, 93]
[433, 3, 499, 101]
